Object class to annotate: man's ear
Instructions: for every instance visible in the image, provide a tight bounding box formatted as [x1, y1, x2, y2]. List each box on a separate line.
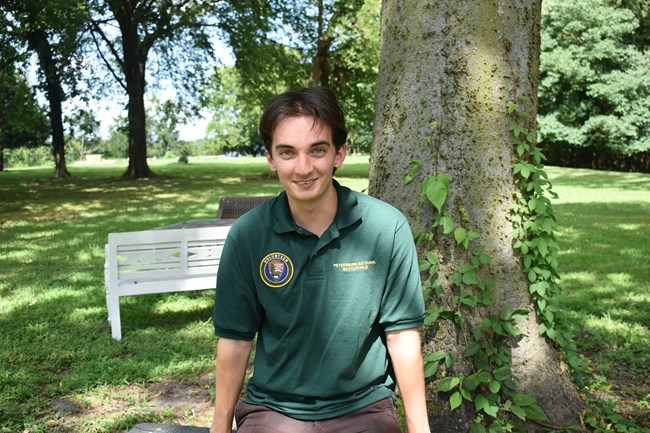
[334, 144, 347, 169]
[266, 150, 277, 172]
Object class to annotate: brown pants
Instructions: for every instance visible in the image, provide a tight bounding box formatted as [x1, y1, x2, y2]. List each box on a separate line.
[234, 397, 401, 433]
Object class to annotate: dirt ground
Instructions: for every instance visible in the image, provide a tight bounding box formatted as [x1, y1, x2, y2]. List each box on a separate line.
[43, 373, 216, 433]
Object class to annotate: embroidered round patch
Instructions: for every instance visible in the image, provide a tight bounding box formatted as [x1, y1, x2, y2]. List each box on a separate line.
[260, 252, 294, 288]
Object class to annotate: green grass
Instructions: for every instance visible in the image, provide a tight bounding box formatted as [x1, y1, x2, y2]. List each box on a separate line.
[547, 167, 650, 430]
[0, 158, 647, 432]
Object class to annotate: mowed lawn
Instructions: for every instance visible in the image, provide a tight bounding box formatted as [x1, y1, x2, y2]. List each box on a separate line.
[0, 157, 647, 432]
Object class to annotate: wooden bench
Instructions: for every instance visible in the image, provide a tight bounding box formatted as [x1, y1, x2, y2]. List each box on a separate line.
[104, 225, 231, 340]
[104, 195, 275, 341]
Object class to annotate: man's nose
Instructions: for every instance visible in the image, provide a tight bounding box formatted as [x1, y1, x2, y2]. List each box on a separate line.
[295, 154, 313, 175]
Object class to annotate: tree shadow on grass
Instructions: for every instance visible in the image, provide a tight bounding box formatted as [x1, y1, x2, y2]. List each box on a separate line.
[554, 200, 649, 328]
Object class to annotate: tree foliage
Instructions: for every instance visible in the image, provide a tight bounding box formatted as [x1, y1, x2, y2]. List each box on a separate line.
[1, 0, 89, 177]
[89, 0, 216, 178]
[0, 62, 49, 172]
[209, 0, 380, 153]
[65, 109, 101, 161]
[538, 0, 650, 171]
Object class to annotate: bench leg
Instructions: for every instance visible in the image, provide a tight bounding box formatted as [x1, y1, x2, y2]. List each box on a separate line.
[107, 292, 122, 341]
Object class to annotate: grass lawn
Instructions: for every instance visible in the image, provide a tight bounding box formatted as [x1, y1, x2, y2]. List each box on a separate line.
[0, 157, 647, 432]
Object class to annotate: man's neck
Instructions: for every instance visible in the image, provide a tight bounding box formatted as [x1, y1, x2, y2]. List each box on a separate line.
[288, 188, 338, 238]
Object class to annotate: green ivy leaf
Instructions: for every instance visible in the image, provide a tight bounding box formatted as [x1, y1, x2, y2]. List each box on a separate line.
[425, 351, 447, 363]
[478, 371, 492, 383]
[405, 160, 421, 186]
[437, 376, 461, 392]
[423, 361, 439, 378]
[470, 422, 487, 433]
[484, 405, 499, 418]
[538, 239, 548, 257]
[523, 403, 548, 421]
[449, 391, 463, 411]
[489, 380, 501, 393]
[463, 342, 481, 357]
[425, 251, 438, 265]
[459, 263, 475, 273]
[513, 393, 537, 407]
[462, 271, 477, 285]
[464, 374, 480, 391]
[474, 394, 489, 412]
[423, 174, 450, 211]
[455, 227, 467, 245]
[493, 365, 510, 381]
[528, 270, 537, 282]
[441, 216, 454, 234]
[510, 404, 526, 420]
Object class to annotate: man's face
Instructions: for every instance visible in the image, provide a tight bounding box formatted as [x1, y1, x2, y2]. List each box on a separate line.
[266, 116, 347, 207]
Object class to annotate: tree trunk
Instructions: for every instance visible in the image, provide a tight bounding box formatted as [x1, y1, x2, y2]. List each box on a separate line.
[369, 1, 584, 431]
[28, 29, 70, 178]
[113, 0, 154, 179]
[308, 0, 331, 87]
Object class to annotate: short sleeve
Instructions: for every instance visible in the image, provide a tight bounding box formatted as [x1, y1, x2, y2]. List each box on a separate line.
[213, 230, 263, 340]
[379, 218, 425, 331]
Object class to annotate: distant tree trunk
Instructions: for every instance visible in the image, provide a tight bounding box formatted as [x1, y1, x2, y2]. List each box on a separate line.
[308, 0, 331, 87]
[28, 29, 70, 178]
[111, 0, 154, 179]
[370, 1, 584, 431]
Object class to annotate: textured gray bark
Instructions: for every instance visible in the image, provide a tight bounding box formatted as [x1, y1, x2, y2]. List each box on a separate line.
[369, 1, 584, 431]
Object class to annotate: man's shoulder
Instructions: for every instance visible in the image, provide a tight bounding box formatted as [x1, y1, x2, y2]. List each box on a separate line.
[352, 190, 408, 222]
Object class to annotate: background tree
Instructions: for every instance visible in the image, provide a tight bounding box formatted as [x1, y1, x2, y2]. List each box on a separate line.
[90, 0, 215, 179]
[369, 1, 584, 431]
[0, 59, 49, 172]
[1, 0, 88, 178]
[65, 109, 101, 162]
[209, 0, 380, 154]
[102, 115, 129, 159]
[205, 66, 263, 156]
[538, 0, 650, 172]
[609, 0, 650, 49]
[148, 98, 182, 159]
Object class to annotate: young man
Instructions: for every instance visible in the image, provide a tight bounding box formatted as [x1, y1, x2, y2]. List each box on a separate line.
[211, 87, 430, 433]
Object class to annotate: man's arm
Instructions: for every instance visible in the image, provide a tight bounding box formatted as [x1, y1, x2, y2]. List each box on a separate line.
[210, 337, 254, 433]
[386, 328, 431, 433]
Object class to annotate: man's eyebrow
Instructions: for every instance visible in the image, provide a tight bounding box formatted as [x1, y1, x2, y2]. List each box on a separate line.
[274, 140, 332, 149]
[309, 140, 332, 147]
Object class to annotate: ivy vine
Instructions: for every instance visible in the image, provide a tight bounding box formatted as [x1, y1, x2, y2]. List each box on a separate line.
[409, 98, 580, 432]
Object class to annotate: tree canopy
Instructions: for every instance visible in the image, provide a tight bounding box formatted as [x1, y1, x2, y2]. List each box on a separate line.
[538, 0, 650, 171]
[0, 60, 49, 172]
[89, 0, 216, 178]
[1, 0, 89, 177]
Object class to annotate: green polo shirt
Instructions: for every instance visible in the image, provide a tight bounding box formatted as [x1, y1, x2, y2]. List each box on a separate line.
[213, 181, 424, 420]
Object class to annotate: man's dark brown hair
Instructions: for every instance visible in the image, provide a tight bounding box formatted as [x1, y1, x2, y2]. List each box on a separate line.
[259, 87, 348, 152]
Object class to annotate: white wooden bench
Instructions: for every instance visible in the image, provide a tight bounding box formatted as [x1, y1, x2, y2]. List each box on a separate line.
[104, 225, 232, 340]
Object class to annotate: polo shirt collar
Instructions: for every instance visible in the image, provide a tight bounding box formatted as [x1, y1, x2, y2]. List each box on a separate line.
[273, 180, 362, 235]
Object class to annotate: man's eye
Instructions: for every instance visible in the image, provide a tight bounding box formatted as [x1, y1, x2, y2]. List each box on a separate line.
[312, 148, 326, 155]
